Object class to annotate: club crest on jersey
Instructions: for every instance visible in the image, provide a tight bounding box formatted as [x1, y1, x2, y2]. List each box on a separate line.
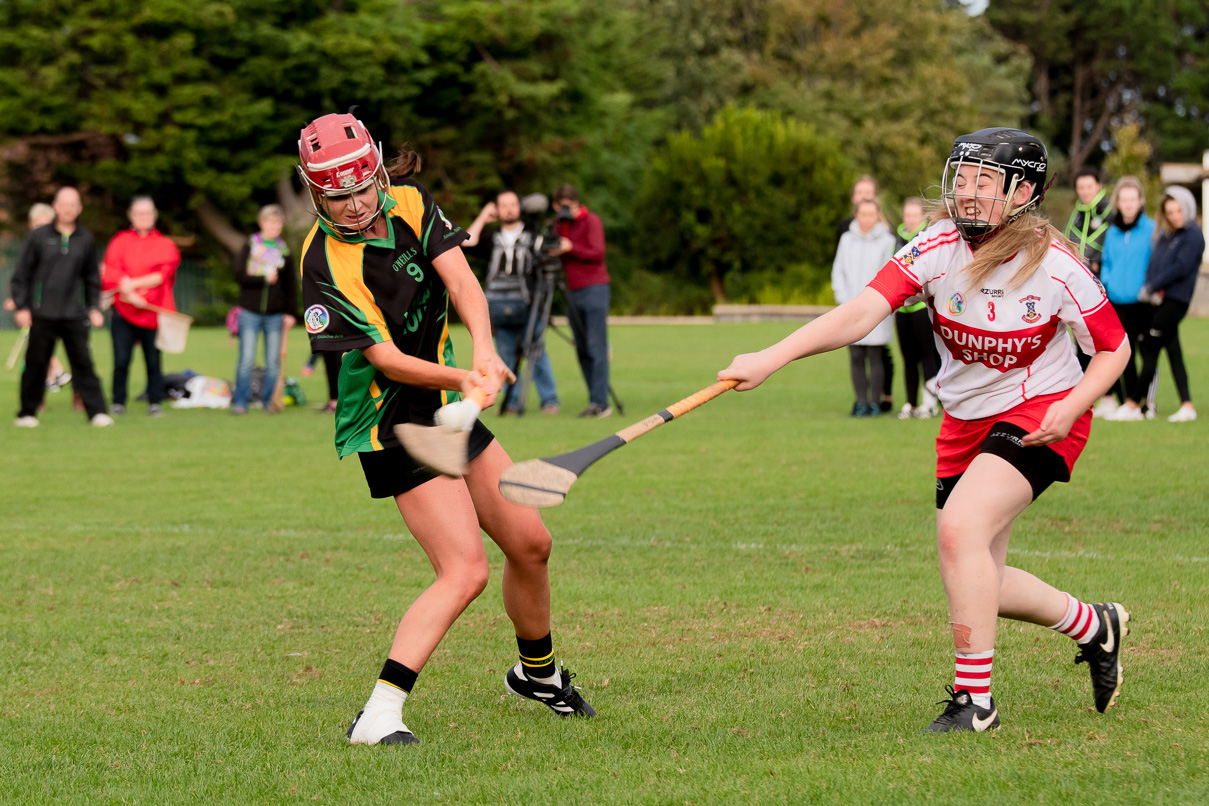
[1019, 295, 1042, 324]
[304, 304, 330, 334]
[1092, 274, 1107, 297]
[900, 246, 922, 268]
[948, 292, 965, 316]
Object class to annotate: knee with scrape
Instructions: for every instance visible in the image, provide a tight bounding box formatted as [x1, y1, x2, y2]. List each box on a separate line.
[951, 622, 972, 649]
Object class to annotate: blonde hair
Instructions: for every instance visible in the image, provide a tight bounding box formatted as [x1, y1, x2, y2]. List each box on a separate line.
[258, 204, 285, 222]
[1110, 177, 1145, 215]
[929, 202, 1078, 294]
[27, 203, 54, 228]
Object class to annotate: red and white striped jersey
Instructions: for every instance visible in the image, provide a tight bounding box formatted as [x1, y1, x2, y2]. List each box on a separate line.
[869, 220, 1126, 421]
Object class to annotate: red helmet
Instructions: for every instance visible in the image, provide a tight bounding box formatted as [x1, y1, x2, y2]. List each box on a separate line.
[296, 112, 390, 235]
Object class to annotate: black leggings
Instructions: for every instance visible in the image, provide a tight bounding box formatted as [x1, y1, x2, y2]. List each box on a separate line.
[895, 308, 940, 407]
[321, 350, 342, 402]
[848, 345, 885, 408]
[1129, 300, 1191, 404]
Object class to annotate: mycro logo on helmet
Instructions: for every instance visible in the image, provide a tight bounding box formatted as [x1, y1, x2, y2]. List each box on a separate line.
[305, 305, 330, 334]
[1011, 159, 1046, 171]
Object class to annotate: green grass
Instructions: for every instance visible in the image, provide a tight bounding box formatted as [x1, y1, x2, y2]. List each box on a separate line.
[2, 321, 1207, 805]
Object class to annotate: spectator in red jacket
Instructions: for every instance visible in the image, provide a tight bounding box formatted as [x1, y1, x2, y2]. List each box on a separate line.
[101, 196, 180, 417]
[550, 184, 612, 417]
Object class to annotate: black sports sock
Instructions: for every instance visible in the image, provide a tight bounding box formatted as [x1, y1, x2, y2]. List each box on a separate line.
[379, 658, 419, 693]
[516, 633, 556, 680]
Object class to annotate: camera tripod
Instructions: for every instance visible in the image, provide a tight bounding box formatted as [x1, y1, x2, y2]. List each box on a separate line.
[502, 261, 625, 418]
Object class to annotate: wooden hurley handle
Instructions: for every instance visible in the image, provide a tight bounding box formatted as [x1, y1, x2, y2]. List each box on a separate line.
[468, 386, 488, 408]
[615, 379, 738, 443]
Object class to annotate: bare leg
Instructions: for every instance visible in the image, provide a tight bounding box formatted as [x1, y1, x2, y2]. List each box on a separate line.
[935, 454, 1033, 653]
[387, 476, 491, 671]
[464, 439, 553, 641]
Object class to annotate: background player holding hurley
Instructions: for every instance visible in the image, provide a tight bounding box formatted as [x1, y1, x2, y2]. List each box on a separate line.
[719, 128, 1133, 733]
[296, 113, 596, 747]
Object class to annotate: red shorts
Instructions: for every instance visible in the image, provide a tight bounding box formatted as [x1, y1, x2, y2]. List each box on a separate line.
[936, 391, 1092, 479]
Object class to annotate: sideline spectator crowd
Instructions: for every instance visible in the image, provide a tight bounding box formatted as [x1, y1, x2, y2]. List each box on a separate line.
[6, 168, 1205, 430]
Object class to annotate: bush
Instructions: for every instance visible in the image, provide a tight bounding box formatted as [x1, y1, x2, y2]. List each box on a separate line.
[632, 106, 852, 310]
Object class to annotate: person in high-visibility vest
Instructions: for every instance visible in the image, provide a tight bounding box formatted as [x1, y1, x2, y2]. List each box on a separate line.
[1063, 166, 1112, 276]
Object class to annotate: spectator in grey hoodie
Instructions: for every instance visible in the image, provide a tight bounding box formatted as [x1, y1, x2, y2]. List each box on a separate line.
[832, 198, 896, 416]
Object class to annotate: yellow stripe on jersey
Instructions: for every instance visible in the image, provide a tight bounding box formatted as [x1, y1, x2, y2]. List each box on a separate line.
[388, 186, 425, 240]
[300, 223, 320, 282]
[437, 299, 451, 407]
[369, 422, 383, 451]
[325, 238, 391, 344]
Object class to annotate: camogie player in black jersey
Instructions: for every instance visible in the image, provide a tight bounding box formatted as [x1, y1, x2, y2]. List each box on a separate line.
[296, 112, 595, 746]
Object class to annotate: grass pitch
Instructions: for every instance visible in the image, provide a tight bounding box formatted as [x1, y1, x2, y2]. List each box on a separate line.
[1, 321, 1207, 805]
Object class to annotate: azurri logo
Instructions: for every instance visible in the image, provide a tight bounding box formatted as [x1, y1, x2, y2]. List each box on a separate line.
[948, 292, 965, 316]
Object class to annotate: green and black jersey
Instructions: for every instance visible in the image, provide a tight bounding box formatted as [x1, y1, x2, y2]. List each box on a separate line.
[299, 180, 468, 456]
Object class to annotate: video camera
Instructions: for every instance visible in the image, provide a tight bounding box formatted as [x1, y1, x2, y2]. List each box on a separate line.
[520, 193, 574, 267]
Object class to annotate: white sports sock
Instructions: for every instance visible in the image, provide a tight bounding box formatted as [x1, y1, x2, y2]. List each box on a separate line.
[1049, 593, 1101, 645]
[348, 682, 410, 745]
[517, 660, 561, 688]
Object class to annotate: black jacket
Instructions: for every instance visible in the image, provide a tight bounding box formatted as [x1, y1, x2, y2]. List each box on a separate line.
[234, 237, 299, 316]
[9, 223, 100, 320]
[1145, 226, 1206, 305]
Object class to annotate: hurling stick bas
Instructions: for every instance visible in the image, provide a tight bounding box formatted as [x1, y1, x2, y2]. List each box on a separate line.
[498, 379, 738, 507]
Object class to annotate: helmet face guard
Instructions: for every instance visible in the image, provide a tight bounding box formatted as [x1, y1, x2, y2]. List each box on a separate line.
[942, 128, 1050, 244]
[297, 113, 391, 236]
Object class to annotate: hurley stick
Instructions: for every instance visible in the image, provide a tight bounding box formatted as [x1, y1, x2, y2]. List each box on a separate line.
[5, 326, 29, 370]
[498, 379, 738, 508]
[395, 387, 490, 477]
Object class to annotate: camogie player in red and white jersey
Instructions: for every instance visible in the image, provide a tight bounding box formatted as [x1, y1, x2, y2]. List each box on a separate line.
[720, 128, 1133, 733]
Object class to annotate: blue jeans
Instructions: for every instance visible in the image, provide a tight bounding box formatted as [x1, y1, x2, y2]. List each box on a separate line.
[233, 310, 283, 407]
[492, 317, 558, 409]
[566, 284, 610, 407]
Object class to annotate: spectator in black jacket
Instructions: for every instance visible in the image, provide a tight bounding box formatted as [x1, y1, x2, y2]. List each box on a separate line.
[231, 205, 298, 414]
[10, 187, 111, 427]
[1113, 186, 1205, 423]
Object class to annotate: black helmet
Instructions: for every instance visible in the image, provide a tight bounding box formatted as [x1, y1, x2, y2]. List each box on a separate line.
[942, 127, 1050, 243]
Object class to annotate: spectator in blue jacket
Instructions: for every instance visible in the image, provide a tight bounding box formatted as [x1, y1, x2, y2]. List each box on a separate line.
[1094, 177, 1155, 418]
[1113, 186, 1205, 423]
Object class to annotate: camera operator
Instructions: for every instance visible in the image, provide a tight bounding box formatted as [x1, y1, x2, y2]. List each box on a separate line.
[548, 184, 611, 418]
[464, 190, 560, 414]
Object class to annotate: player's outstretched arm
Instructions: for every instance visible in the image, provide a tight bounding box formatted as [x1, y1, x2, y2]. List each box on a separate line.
[718, 287, 893, 391]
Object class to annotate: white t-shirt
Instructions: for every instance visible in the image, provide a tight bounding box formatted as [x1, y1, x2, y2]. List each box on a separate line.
[869, 220, 1126, 421]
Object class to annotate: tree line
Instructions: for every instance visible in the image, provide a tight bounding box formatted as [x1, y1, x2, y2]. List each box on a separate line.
[0, 0, 1204, 313]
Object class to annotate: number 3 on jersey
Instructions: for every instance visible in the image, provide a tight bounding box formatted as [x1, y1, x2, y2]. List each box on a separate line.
[987, 301, 996, 322]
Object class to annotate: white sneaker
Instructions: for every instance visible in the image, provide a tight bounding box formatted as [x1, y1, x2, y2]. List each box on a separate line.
[898, 403, 915, 420]
[90, 413, 115, 427]
[1109, 405, 1144, 422]
[1168, 406, 1197, 423]
[1144, 406, 1157, 420]
[14, 415, 39, 428]
[914, 404, 938, 419]
[1092, 398, 1119, 419]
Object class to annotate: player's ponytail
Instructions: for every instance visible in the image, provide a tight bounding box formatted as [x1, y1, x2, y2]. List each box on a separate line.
[387, 145, 422, 179]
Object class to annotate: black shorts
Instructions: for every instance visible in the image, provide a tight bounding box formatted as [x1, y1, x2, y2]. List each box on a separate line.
[935, 422, 1069, 509]
[358, 419, 496, 499]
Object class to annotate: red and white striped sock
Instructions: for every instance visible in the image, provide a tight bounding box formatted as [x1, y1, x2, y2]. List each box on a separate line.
[1049, 593, 1101, 645]
[955, 650, 994, 710]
